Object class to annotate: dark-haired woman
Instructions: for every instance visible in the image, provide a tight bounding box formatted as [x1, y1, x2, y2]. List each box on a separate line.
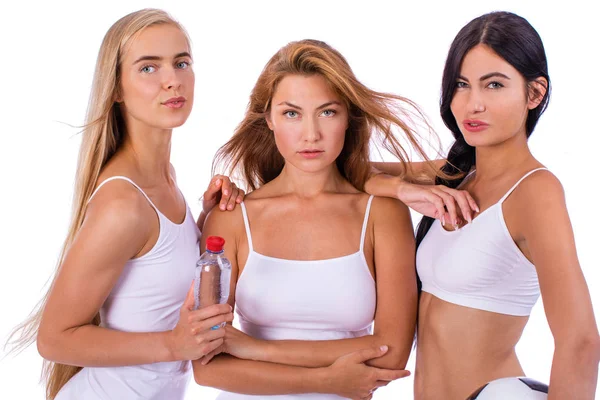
[366, 11, 599, 399]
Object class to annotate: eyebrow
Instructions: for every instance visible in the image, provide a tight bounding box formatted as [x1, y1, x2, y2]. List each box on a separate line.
[458, 72, 511, 82]
[276, 101, 342, 110]
[133, 52, 192, 64]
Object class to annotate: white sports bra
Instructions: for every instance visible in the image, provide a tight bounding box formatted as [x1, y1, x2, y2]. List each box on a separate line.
[416, 168, 547, 316]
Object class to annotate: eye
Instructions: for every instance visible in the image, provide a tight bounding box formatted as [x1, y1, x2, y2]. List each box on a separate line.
[320, 109, 336, 117]
[487, 81, 504, 89]
[176, 61, 190, 69]
[456, 81, 468, 89]
[284, 110, 298, 118]
[140, 65, 156, 73]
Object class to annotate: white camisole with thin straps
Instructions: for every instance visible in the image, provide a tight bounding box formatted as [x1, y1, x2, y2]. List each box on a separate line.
[216, 196, 377, 400]
[417, 168, 548, 316]
[55, 176, 200, 400]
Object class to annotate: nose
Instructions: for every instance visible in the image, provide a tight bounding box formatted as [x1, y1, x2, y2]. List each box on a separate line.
[466, 89, 485, 113]
[303, 116, 321, 143]
[162, 66, 181, 91]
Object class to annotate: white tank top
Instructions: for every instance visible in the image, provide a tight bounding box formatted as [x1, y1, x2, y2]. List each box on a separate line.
[55, 176, 200, 400]
[216, 196, 376, 400]
[417, 168, 547, 316]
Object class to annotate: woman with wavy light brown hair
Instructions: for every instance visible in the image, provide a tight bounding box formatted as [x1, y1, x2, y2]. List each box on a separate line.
[5, 8, 244, 400]
[190, 39, 465, 400]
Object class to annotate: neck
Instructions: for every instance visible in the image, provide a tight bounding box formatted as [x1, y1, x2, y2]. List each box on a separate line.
[473, 131, 533, 182]
[274, 163, 347, 198]
[119, 116, 173, 184]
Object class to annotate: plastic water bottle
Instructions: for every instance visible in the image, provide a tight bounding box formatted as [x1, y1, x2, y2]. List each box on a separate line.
[194, 236, 232, 329]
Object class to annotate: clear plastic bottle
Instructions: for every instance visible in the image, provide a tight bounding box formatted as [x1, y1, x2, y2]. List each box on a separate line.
[194, 236, 232, 329]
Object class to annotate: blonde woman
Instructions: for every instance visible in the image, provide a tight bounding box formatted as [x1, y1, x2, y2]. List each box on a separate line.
[191, 39, 461, 400]
[6, 9, 243, 400]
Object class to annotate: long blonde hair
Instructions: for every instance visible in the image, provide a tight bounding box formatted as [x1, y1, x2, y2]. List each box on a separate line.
[5, 9, 188, 399]
[214, 39, 445, 191]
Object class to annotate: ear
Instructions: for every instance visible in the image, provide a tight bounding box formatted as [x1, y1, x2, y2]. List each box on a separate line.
[265, 111, 274, 131]
[527, 77, 548, 110]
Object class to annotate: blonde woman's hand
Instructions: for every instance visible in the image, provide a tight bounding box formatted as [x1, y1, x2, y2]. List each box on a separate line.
[167, 282, 234, 361]
[198, 324, 264, 365]
[202, 174, 245, 214]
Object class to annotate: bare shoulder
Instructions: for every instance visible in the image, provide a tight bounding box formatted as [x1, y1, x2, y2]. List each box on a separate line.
[203, 203, 244, 235]
[370, 195, 411, 221]
[85, 179, 153, 234]
[512, 169, 565, 209]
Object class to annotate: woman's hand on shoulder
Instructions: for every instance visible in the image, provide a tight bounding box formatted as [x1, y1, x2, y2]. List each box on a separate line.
[202, 174, 245, 214]
[396, 180, 479, 226]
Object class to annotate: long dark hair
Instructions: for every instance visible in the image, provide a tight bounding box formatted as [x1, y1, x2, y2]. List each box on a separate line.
[415, 11, 551, 259]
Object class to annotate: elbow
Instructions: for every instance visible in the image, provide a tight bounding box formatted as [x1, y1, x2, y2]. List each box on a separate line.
[366, 346, 410, 370]
[36, 329, 55, 361]
[192, 361, 215, 387]
[557, 333, 600, 366]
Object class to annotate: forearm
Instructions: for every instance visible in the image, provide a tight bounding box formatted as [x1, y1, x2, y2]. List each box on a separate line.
[193, 354, 329, 395]
[257, 334, 408, 370]
[364, 173, 404, 200]
[372, 160, 443, 184]
[37, 324, 173, 367]
[547, 340, 600, 399]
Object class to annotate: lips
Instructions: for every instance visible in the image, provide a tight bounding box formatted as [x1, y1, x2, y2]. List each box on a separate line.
[462, 119, 489, 133]
[162, 96, 186, 109]
[298, 149, 324, 159]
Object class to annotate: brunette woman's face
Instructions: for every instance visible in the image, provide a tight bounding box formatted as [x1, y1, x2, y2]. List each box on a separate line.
[267, 74, 348, 174]
[450, 44, 543, 147]
[119, 24, 194, 130]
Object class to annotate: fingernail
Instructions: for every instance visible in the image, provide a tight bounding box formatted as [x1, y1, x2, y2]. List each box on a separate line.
[441, 216, 445, 226]
[220, 204, 226, 210]
[453, 224, 459, 231]
[223, 190, 229, 195]
[215, 179, 222, 186]
[380, 345, 388, 352]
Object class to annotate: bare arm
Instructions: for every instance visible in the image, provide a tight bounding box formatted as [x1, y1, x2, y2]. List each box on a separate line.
[514, 172, 600, 399]
[234, 197, 417, 370]
[37, 181, 232, 367]
[372, 160, 446, 184]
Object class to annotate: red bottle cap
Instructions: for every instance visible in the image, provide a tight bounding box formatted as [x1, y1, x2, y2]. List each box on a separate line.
[206, 236, 225, 252]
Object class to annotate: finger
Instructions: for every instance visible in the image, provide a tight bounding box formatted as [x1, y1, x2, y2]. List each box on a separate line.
[191, 324, 226, 340]
[236, 189, 245, 204]
[225, 184, 239, 210]
[182, 281, 196, 312]
[425, 192, 447, 225]
[200, 345, 223, 365]
[432, 188, 458, 227]
[439, 187, 473, 223]
[199, 337, 224, 357]
[205, 176, 224, 198]
[219, 180, 234, 211]
[196, 313, 234, 332]
[348, 345, 389, 364]
[465, 191, 480, 213]
[375, 368, 411, 381]
[188, 303, 232, 321]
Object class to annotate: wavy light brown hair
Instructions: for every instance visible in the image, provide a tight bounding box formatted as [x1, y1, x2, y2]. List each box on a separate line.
[214, 39, 443, 191]
[4, 9, 189, 399]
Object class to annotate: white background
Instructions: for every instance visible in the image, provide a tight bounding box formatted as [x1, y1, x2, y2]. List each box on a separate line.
[1, 1, 598, 398]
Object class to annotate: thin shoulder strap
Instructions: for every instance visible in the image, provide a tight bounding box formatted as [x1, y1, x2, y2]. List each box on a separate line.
[87, 176, 158, 212]
[240, 202, 254, 252]
[360, 195, 375, 252]
[499, 168, 549, 203]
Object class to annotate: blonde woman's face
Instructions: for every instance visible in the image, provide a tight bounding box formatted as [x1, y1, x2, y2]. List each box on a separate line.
[119, 24, 194, 130]
[267, 74, 348, 174]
